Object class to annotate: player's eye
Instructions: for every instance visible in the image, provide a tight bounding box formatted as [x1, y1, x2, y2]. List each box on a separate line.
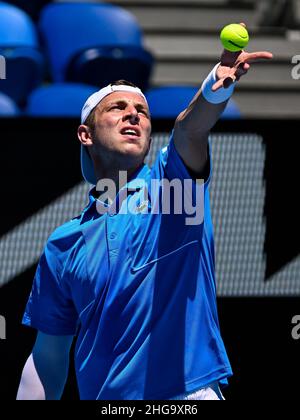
[138, 109, 148, 116]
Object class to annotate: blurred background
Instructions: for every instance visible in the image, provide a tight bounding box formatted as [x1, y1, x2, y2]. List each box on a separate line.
[0, 0, 299, 401]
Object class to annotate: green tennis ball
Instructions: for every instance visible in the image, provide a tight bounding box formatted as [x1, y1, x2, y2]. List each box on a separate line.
[220, 24, 249, 52]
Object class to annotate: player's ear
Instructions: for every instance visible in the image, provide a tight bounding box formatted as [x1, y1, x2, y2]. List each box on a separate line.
[77, 125, 93, 146]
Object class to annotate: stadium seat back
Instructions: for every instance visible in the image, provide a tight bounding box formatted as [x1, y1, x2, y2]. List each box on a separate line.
[39, 3, 144, 82]
[0, 3, 44, 104]
[0, 48, 44, 104]
[26, 83, 98, 117]
[146, 86, 199, 119]
[3, 0, 51, 21]
[0, 91, 20, 116]
[146, 86, 242, 119]
[0, 2, 38, 47]
[67, 45, 153, 91]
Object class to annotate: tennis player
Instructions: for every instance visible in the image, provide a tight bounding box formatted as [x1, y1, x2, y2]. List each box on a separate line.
[17, 30, 272, 400]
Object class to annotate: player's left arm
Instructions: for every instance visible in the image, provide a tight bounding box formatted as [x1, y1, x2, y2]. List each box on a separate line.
[173, 24, 273, 177]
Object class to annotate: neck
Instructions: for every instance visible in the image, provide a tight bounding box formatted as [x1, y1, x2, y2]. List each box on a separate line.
[93, 160, 144, 202]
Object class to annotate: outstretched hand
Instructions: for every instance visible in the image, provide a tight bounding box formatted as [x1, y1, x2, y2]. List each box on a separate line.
[212, 23, 273, 91]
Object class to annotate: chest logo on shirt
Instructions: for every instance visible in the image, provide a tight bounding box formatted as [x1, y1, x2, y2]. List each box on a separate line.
[135, 200, 149, 213]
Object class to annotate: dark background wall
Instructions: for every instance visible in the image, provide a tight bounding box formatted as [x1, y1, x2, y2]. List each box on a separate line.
[0, 118, 299, 400]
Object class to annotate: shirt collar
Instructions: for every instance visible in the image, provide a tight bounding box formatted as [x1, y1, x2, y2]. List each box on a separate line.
[86, 163, 150, 209]
[126, 164, 150, 192]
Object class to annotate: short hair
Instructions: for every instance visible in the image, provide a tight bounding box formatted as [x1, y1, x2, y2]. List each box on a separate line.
[84, 80, 139, 131]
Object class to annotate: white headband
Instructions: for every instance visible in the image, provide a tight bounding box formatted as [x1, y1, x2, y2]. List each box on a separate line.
[81, 84, 148, 124]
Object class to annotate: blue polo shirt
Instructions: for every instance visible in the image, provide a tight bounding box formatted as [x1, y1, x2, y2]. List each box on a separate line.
[23, 135, 232, 400]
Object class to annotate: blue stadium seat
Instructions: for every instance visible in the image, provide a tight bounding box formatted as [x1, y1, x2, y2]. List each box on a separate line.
[145, 86, 242, 119]
[0, 48, 44, 105]
[39, 3, 154, 89]
[4, 1, 51, 21]
[0, 2, 44, 104]
[0, 91, 20, 116]
[26, 83, 98, 117]
[221, 98, 242, 119]
[0, 2, 38, 47]
[67, 45, 153, 91]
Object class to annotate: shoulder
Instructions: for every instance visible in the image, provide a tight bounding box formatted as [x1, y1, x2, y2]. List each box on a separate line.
[49, 216, 83, 246]
[152, 133, 212, 185]
[44, 214, 87, 267]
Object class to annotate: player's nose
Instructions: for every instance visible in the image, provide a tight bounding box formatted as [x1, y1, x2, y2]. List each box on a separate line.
[123, 105, 140, 124]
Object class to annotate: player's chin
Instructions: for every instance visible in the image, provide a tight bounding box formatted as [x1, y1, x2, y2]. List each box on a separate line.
[122, 142, 147, 156]
[120, 147, 148, 167]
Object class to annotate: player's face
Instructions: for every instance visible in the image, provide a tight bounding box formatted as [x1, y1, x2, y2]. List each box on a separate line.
[91, 92, 152, 166]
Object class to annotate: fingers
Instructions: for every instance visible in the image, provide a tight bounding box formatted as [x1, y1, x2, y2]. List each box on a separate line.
[212, 79, 227, 92]
[235, 62, 250, 81]
[223, 76, 236, 89]
[212, 74, 236, 91]
[213, 62, 250, 91]
[244, 51, 274, 62]
[222, 64, 249, 86]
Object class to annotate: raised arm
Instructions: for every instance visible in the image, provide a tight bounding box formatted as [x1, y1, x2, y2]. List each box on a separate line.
[173, 23, 273, 177]
[17, 331, 74, 400]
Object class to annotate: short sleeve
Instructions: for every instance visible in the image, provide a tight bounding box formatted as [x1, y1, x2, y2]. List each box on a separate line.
[148, 132, 212, 228]
[22, 239, 78, 336]
[157, 131, 212, 187]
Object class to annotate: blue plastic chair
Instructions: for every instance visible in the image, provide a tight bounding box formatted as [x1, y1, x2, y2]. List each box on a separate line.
[0, 2, 38, 47]
[0, 47, 44, 104]
[221, 98, 242, 119]
[4, 1, 51, 21]
[67, 45, 153, 91]
[145, 86, 242, 119]
[26, 83, 98, 117]
[0, 2, 44, 104]
[39, 3, 153, 89]
[0, 91, 20, 116]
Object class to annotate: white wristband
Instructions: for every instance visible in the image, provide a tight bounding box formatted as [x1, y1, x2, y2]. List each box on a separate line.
[202, 63, 236, 104]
